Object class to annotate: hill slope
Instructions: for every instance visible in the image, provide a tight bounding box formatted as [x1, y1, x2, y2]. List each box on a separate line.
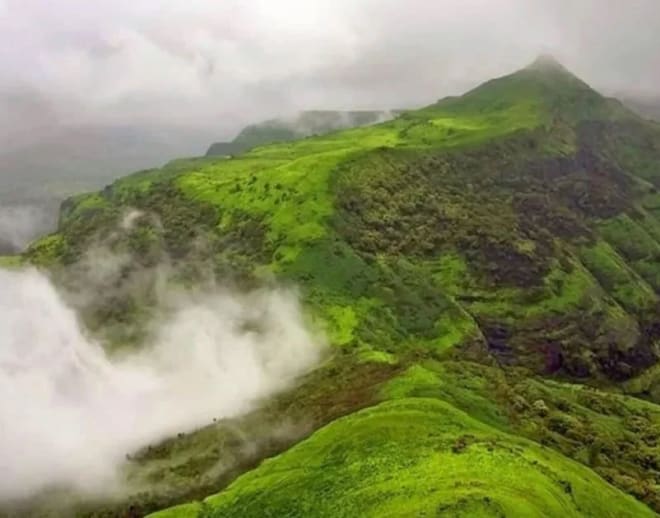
[151, 398, 654, 518]
[18, 56, 660, 515]
[205, 110, 398, 156]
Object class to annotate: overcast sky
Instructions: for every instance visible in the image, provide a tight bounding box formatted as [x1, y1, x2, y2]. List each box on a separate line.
[1, 0, 660, 139]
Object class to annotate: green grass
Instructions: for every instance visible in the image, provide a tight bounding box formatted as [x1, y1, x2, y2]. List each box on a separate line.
[149, 398, 654, 518]
[379, 361, 660, 509]
[623, 363, 660, 402]
[206, 110, 398, 157]
[380, 363, 508, 429]
[356, 347, 399, 365]
[59, 192, 110, 225]
[600, 214, 660, 261]
[25, 234, 68, 266]
[579, 240, 657, 312]
[599, 214, 660, 290]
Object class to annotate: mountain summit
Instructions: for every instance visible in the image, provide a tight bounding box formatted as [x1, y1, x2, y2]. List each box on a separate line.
[16, 59, 660, 516]
[434, 54, 633, 127]
[522, 53, 594, 91]
[527, 53, 571, 72]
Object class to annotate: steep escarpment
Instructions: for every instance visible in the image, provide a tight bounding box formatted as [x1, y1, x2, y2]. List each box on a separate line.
[21, 57, 660, 515]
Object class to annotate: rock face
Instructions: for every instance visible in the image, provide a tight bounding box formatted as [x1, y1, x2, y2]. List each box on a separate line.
[21, 57, 660, 515]
[205, 110, 398, 156]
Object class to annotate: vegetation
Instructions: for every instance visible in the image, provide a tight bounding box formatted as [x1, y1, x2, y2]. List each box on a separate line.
[14, 56, 660, 516]
[205, 110, 398, 156]
[150, 398, 653, 518]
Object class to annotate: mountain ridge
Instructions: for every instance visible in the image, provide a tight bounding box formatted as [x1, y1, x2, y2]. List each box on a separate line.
[205, 110, 401, 157]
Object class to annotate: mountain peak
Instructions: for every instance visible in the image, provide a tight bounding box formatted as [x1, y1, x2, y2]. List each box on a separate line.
[526, 54, 570, 74]
[517, 53, 598, 94]
[431, 53, 631, 125]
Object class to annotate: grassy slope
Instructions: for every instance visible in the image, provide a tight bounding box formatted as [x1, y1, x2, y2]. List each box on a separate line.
[18, 58, 660, 515]
[150, 398, 653, 518]
[136, 357, 660, 517]
[205, 110, 397, 157]
[383, 361, 660, 509]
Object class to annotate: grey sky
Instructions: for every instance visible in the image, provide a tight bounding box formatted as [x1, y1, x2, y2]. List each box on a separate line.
[1, 0, 660, 138]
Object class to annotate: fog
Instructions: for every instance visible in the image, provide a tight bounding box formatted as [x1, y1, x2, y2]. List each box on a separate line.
[0, 203, 57, 253]
[0, 266, 325, 500]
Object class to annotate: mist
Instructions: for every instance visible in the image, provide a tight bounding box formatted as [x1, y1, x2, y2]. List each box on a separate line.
[0, 266, 325, 501]
[0, 203, 57, 253]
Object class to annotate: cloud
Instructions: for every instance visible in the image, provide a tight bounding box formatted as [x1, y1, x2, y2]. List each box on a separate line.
[2, 0, 660, 134]
[0, 203, 57, 253]
[0, 266, 325, 500]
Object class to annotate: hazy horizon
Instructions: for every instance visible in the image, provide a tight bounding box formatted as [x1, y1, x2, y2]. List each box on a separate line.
[2, 0, 660, 151]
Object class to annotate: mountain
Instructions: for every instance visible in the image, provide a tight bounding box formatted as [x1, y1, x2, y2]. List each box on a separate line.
[205, 110, 400, 156]
[15, 56, 660, 516]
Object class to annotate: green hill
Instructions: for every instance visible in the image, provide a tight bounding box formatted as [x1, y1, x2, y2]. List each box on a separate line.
[205, 110, 399, 156]
[150, 398, 654, 518]
[20, 55, 660, 515]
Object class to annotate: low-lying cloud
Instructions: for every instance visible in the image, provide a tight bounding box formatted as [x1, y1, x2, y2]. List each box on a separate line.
[0, 203, 57, 253]
[0, 266, 325, 500]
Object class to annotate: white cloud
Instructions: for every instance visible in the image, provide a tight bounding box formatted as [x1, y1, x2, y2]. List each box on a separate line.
[0, 267, 325, 499]
[1, 0, 660, 131]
